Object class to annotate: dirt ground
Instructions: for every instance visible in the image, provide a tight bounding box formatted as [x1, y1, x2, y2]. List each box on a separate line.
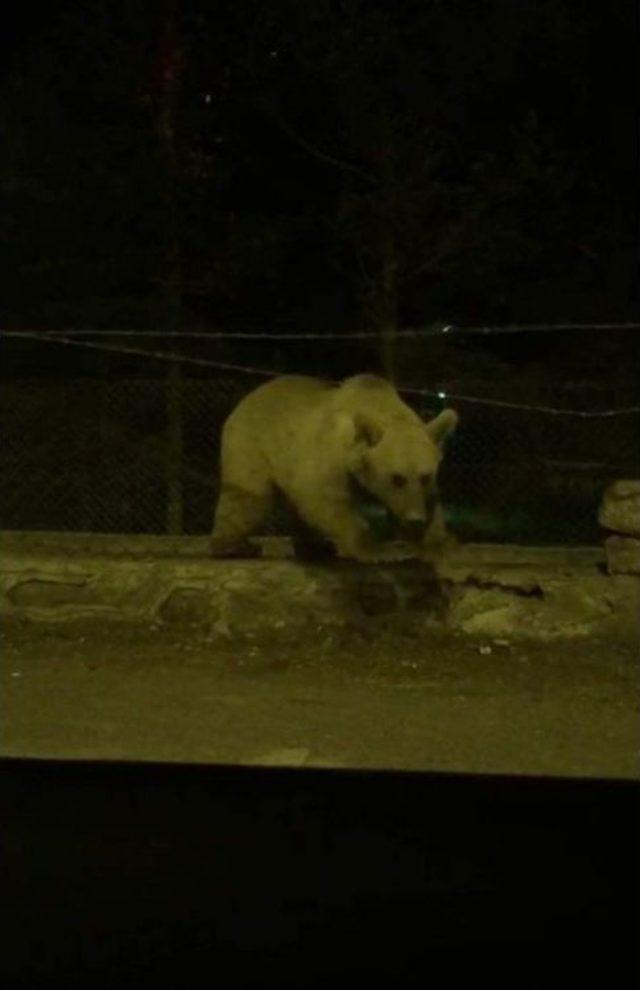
[2, 617, 638, 779]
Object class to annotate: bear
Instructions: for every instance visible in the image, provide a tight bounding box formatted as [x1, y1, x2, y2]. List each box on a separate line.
[210, 373, 458, 562]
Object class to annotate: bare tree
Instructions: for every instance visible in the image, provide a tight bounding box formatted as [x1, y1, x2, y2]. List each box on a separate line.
[154, 0, 184, 534]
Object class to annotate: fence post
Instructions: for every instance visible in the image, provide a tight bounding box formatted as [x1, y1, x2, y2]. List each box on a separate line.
[165, 361, 183, 534]
[155, 0, 184, 535]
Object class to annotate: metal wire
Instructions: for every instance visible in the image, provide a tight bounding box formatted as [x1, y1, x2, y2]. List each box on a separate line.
[5, 329, 640, 417]
[3, 321, 640, 339]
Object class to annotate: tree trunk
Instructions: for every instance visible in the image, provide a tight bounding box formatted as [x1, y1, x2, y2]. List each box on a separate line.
[165, 362, 183, 534]
[379, 239, 399, 383]
[157, 0, 183, 535]
[365, 226, 399, 382]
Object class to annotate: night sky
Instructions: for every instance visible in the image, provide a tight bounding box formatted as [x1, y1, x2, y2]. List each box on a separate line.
[2, 0, 639, 380]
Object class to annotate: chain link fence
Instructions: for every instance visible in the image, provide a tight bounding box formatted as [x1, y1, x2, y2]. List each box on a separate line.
[1, 333, 638, 545]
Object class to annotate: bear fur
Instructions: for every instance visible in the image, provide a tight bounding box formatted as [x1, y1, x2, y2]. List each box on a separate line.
[210, 374, 458, 561]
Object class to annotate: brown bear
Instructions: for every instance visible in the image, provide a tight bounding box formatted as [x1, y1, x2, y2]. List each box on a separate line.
[210, 373, 458, 561]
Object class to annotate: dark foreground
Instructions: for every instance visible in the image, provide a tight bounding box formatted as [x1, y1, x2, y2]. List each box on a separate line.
[2, 757, 638, 988]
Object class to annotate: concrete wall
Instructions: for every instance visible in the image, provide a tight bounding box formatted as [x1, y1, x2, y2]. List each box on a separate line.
[2, 532, 637, 643]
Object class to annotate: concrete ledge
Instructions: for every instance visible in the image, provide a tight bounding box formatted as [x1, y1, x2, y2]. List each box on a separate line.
[604, 535, 640, 575]
[1, 531, 638, 642]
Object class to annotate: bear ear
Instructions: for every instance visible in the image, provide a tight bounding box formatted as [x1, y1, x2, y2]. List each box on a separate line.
[424, 408, 458, 446]
[352, 412, 385, 448]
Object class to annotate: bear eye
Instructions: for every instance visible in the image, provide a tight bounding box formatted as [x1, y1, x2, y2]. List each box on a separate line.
[420, 472, 432, 486]
[391, 473, 406, 488]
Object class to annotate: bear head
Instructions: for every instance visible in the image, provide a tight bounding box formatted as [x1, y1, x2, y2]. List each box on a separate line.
[343, 407, 458, 543]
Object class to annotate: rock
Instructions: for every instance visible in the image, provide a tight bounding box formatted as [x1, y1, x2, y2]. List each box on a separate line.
[6, 578, 96, 607]
[158, 587, 211, 626]
[460, 605, 520, 637]
[449, 586, 508, 619]
[599, 479, 640, 536]
[454, 579, 614, 640]
[544, 583, 612, 621]
[605, 535, 640, 576]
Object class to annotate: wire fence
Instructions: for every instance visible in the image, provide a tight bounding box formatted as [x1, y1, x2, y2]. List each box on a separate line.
[1, 326, 639, 545]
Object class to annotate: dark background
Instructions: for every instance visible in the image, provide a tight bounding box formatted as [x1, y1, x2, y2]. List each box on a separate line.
[2, 0, 638, 349]
[1, 0, 638, 540]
